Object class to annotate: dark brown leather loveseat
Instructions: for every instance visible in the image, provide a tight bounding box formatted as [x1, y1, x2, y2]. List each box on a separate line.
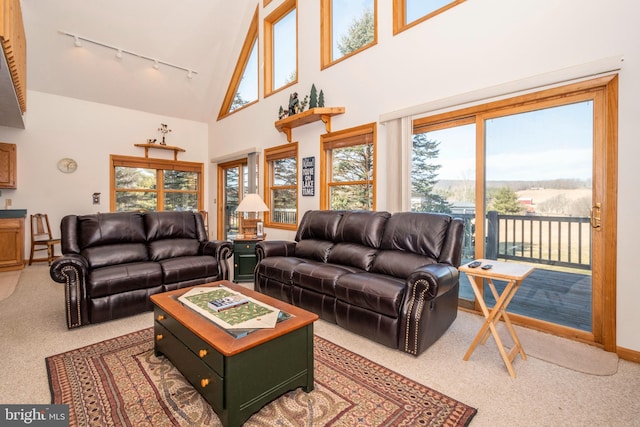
[50, 211, 233, 329]
[255, 210, 464, 356]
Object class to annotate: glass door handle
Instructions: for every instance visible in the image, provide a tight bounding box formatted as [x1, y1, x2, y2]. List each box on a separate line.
[590, 202, 601, 229]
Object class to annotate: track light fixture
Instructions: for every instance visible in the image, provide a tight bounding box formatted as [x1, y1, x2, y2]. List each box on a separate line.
[60, 31, 198, 78]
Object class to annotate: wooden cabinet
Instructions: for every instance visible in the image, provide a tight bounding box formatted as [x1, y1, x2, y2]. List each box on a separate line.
[233, 239, 260, 283]
[0, 215, 24, 271]
[0, 142, 16, 188]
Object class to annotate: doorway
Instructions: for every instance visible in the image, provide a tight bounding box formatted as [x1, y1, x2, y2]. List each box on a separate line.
[411, 75, 617, 350]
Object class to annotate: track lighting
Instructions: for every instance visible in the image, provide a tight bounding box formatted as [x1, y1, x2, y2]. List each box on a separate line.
[60, 31, 198, 78]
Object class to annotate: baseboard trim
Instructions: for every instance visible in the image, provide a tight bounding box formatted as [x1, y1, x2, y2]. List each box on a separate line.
[617, 346, 640, 364]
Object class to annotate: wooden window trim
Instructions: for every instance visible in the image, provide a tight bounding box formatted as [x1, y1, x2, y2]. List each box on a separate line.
[264, 0, 298, 97]
[264, 142, 298, 230]
[320, 122, 377, 210]
[110, 154, 204, 212]
[393, 0, 465, 35]
[218, 6, 259, 120]
[320, 0, 378, 70]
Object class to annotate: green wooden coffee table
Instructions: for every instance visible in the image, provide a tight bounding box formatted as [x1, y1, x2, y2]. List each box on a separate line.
[151, 281, 318, 427]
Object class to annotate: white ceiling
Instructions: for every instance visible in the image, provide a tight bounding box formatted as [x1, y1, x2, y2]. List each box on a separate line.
[20, 0, 257, 123]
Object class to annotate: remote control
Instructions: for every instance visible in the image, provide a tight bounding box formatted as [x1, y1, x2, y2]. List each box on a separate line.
[468, 261, 482, 268]
[481, 264, 493, 270]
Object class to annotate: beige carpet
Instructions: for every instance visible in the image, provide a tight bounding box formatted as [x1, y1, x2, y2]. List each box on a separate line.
[497, 322, 619, 375]
[0, 269, 21, 301]
[3, 265, 640, 426]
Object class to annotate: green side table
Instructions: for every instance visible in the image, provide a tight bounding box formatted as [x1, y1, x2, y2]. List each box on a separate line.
[233, 239, 261, 283]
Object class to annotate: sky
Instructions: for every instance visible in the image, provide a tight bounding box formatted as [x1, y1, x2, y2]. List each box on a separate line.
[424, 100, 594, 182]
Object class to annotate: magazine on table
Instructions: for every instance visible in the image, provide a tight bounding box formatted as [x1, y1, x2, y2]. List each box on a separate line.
[177, 285, 281, 330]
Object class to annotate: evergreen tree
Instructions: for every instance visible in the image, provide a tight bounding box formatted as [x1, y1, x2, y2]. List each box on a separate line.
[489, 187, 525, 214]
[309, 84, 318, 108]
[337, 8, 374, 56]
[318, 90, 325, 107]
[411, 133, 451, 213]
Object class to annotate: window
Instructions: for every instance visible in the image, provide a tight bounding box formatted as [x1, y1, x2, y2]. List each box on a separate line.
[264, 0, 297, 96]
[111, 155, 203, 212]
[218, 6, 259, 119]
[320, 123, 376, 210]
[393, 0, 465, 35]
[264, 143, 298, 229]
[321, 0, 377, 69]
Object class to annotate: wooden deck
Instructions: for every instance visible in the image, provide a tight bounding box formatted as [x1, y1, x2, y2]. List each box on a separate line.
[458, 266, 592, 331]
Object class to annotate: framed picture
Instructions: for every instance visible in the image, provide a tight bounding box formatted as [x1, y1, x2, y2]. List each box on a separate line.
[256, 221, 264, 238]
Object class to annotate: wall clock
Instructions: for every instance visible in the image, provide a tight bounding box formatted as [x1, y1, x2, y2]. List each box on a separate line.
[57, 158, 78, 173]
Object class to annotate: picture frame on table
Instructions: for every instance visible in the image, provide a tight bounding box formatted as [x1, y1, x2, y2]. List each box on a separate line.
[256, 221, 264, 238]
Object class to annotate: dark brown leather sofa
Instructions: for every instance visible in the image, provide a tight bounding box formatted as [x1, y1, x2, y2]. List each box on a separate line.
[50, 211, 233, 329]
[255, 210, 464, 356]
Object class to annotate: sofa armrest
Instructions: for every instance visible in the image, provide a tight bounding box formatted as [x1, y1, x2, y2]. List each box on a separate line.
[50, 254, 90, 329]
[200, 240, 234, 280]
[406, 263, 459, 301]
[255, 240, 297, 263]
[400, 263, 459, 355]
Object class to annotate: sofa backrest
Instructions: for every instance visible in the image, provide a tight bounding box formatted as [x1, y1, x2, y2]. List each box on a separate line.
[294, 210, 343, 262]
[328, 210, 390, 270]
[66, 212, 149, 269]
[144, 211, 204, 261]
[371, 212, 462, 278]
[60, 211, 208, 268]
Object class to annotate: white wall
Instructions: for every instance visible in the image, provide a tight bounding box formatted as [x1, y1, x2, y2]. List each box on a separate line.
[0, 91, 208, 258]
[209, 0, 640, 352]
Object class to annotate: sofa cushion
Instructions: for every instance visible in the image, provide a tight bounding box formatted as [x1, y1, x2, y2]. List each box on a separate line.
[88, 262, 162, 298]
[293, 261, 363, 297]
[295, 239, 334, 263]
[257, 256, 307, 284]
[379, 212, 452, 260]
[327, 242, 377, 271]
[335, 210, 390, 247]
[335, 272, 406, 318]
[82, 243, 149, 269]
[371, 250, 435, 279]
[149, 238, 200, 261]
[295, 210, 343, 242]
[159, 255, 219, 284]
[78, 212, 146, 249]
[144, 211, 201, 241]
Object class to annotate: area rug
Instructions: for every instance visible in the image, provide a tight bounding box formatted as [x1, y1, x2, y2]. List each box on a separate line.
[46, 328, 476, 426]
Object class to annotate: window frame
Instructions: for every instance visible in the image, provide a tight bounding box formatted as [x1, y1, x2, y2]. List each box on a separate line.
[320, 0, 378, 69]
[392, 0, 465, 35]
[320, 122, 377, 210]
[110, 154, 204, 212]
[264, 0, 298, 97]
[218, 6, 259, 119]
[263, 142, 299, 230]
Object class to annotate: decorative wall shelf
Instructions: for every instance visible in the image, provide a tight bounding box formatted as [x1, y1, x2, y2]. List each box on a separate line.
[134, 143, 185, 160]
[275, 107, 345, 142]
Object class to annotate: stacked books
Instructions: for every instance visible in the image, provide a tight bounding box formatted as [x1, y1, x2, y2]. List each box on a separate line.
[207, 294, 249, 312]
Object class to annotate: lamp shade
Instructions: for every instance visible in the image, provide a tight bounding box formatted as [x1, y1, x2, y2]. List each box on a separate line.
[235, 193, 269, 213]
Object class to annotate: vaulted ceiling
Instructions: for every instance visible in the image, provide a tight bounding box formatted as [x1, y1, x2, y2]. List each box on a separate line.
[20, 0, 256, 123]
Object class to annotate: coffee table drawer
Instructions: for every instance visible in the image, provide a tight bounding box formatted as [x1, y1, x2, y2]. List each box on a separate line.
[155, 308, 224, 375]
[155, 322, 224, 410]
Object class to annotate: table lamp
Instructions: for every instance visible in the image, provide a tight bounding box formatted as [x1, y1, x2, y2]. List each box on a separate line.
[235, 193, 269, 238]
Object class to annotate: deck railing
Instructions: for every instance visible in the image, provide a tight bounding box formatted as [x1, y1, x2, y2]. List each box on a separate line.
[457, 211, 592, 270]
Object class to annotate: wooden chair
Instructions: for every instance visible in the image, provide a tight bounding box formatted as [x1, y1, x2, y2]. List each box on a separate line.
[29, 213, 60, 265]
[199, 210, 209, 238]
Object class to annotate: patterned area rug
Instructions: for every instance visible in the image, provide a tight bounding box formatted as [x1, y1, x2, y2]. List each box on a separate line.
[46, 328, 476, 426]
